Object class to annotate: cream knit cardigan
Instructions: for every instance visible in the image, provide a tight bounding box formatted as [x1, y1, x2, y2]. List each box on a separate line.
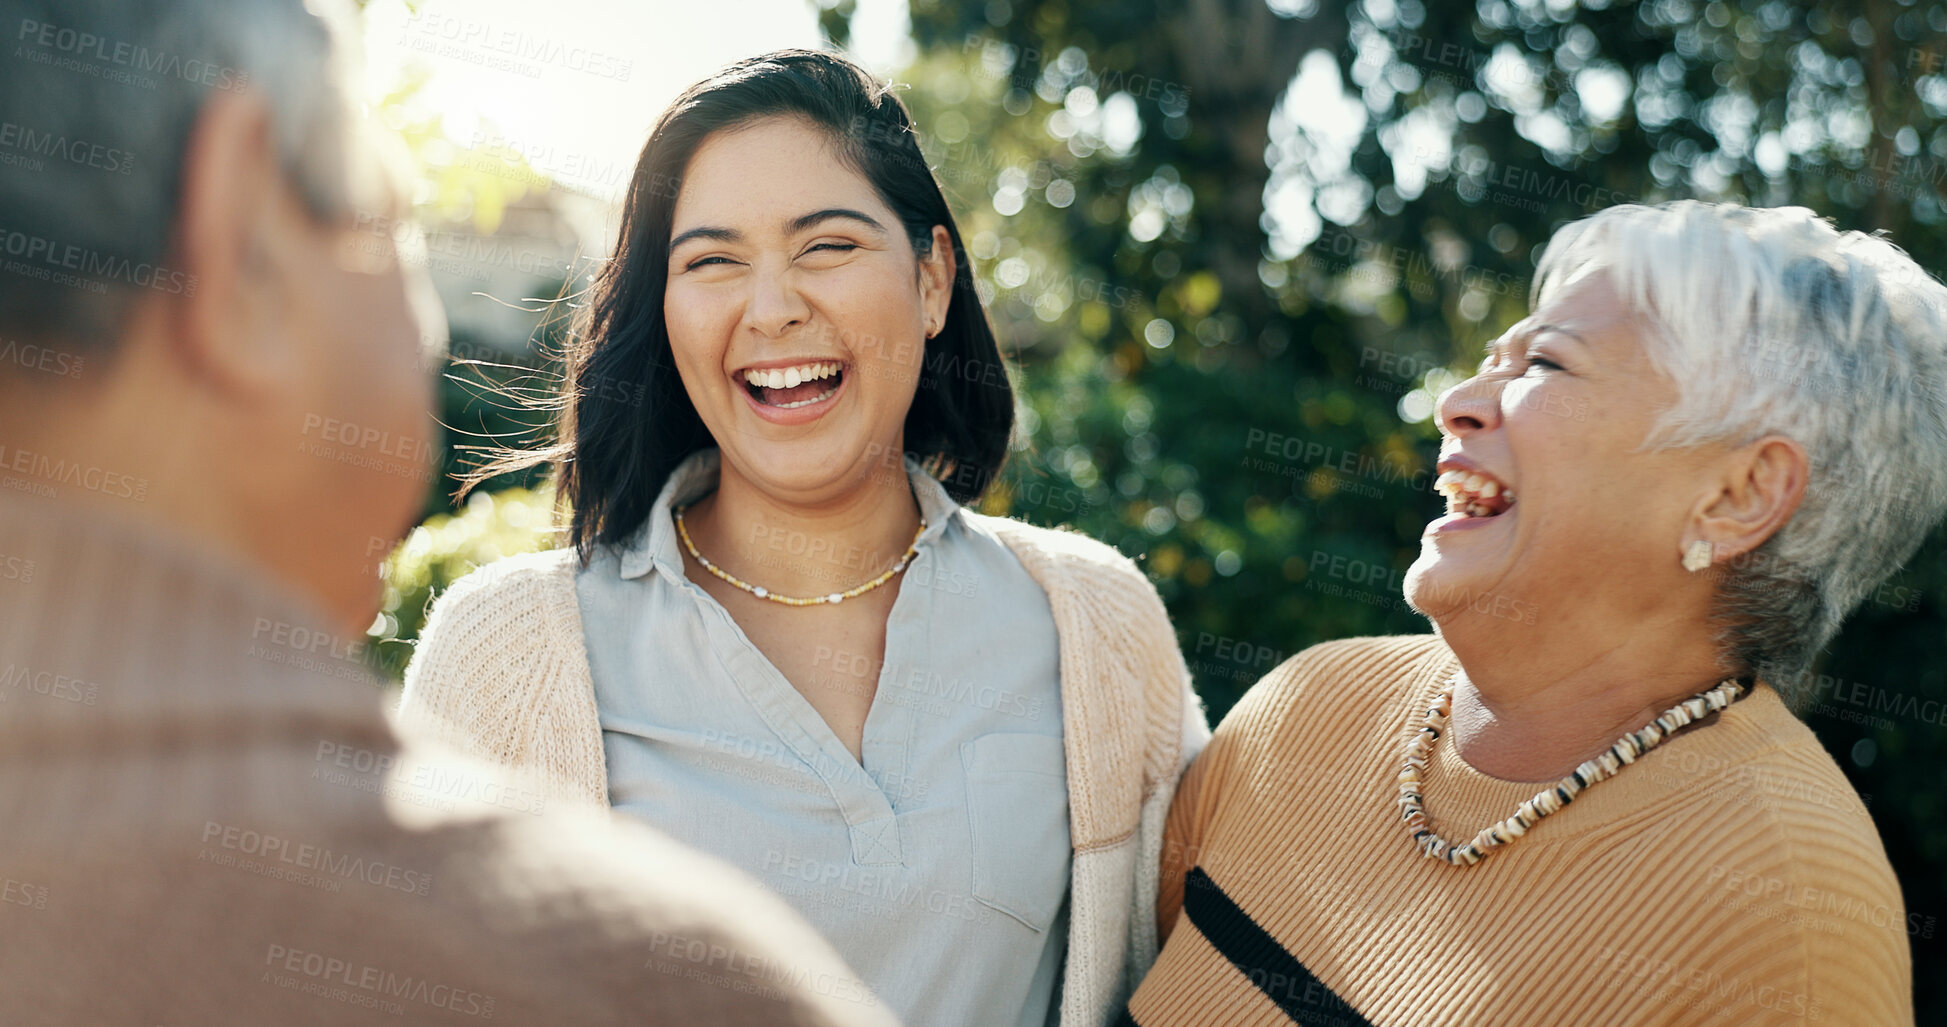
[398, 512, 1210, 1027]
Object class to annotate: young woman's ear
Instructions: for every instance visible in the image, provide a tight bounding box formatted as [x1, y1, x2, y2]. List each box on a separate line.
[918, 225, 954, 337]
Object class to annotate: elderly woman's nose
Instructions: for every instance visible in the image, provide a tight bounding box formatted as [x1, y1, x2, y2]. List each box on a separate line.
[1437, 374, 1501, 436]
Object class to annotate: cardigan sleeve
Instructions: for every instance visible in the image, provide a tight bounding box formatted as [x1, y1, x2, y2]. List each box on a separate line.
[395, 548, 611, 808]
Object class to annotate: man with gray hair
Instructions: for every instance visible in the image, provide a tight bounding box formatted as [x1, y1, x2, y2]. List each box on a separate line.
[0, 1, 893, 1023]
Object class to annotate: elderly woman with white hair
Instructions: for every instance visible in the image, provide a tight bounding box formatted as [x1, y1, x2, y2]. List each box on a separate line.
[1124, 201, 1939, 1026]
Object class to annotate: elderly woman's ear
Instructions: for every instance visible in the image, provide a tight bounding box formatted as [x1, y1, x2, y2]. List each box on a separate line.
[1683, 434, 1809, 568]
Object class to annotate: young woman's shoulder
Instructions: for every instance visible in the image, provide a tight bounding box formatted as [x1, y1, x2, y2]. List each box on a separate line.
[397, 548, 589, 742]
[435, 546, 582, 608]
[408, 549, 583, 660]
[960, 510, 1159, 601]
[961, 511, 1207, 809]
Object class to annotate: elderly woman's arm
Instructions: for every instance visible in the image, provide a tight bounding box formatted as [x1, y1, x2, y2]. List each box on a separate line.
[1155, 740, 1213, 947]
[1154, 653, 1317, 947]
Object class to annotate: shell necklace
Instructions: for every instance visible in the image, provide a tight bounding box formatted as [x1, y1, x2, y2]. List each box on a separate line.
[673, 505, 926, 607]
[1397, 674, 1749, 866]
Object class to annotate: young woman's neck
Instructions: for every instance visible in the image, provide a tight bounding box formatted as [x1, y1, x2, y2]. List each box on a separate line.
[682, 448, 924, 598]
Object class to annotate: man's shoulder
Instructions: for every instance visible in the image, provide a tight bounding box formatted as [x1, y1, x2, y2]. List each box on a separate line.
[246, 770, 891, 1024]
[407, 806, 892, 1024]
[0, 731, 888, 1025]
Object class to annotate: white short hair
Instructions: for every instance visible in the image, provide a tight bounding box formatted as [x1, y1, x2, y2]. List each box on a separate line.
[1533, 200, 1947, 707]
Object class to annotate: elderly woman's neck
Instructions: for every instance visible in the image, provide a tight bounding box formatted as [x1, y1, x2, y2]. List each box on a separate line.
[1442, 630, 1735, 783]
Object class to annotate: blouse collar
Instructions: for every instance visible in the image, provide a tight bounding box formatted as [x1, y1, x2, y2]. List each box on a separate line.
[618, 447, 959, 581]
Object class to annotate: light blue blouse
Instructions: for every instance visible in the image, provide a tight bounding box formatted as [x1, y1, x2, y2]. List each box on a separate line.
[577, 449, 1071, 1027]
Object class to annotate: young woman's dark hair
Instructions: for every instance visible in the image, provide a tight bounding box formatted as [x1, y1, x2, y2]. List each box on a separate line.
[466, 48, 1014, 561]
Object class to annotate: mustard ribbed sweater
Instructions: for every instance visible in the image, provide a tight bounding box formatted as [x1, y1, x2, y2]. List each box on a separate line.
[1126, 635, 1911, 1026]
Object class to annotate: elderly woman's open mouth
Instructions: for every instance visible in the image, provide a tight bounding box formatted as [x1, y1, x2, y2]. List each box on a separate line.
[1434, 465, 1517, 519]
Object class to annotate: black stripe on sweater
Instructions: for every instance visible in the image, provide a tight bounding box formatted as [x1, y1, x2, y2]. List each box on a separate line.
[1176, 865, 1378, 1026]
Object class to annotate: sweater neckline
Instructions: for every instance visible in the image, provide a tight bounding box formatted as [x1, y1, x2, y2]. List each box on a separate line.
[1404, 647, 1788, 844]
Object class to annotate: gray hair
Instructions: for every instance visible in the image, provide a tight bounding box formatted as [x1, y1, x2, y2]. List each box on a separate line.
[0, 0, 361, 349]
[1533, 200, 1947, 709]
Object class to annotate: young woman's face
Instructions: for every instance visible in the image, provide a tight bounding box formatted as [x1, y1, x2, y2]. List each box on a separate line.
[664, 116, 953, 503]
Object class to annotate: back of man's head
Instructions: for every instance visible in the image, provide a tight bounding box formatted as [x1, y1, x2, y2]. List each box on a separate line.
[3, 0, 351, 341]
[0, 0, 440, 632]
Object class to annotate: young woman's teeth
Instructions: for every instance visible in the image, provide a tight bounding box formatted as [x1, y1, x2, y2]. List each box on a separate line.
[742, 361, 841, 390]
[773, 389, 836, 409]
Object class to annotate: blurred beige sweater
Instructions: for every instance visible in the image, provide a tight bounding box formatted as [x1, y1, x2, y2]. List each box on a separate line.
[399, 513, 1211, 1027]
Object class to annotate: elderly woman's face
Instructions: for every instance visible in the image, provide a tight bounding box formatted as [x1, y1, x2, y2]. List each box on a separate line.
[1404, 269, 1722, 633]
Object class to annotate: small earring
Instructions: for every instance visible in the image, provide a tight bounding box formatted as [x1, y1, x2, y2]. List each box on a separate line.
[1682, 539, 1713, 573]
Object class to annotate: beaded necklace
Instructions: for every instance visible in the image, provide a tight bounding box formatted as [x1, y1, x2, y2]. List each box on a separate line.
[673, 505, 926, 607]
[1397, 674, 1749, 866]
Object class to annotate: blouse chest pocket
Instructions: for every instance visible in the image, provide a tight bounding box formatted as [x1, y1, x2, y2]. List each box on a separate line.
[960, 732, 1072, 933]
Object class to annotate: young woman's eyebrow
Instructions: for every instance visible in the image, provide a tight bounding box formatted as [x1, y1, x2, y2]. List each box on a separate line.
[669, 209, 886, 254]
[786, 207, 886, 235]
[669, 225, 740, 251]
